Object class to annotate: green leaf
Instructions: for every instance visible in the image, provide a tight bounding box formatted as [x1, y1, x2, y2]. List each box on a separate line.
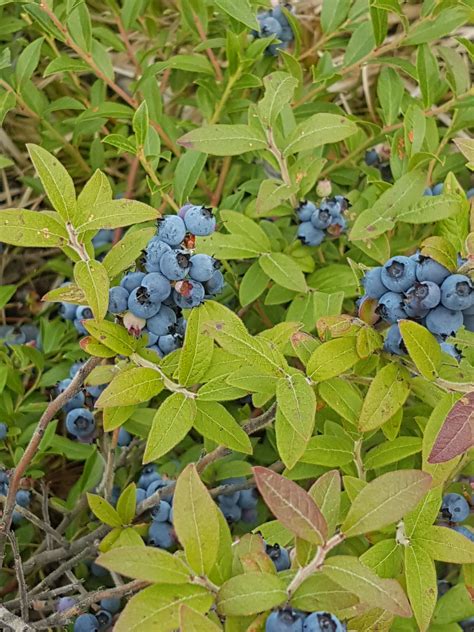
[321, 0, 350, 33]
[220, 210, 272, 252]
[404, 7, 470, 45]
[143, 394, 196, 463]
[216, 572, 286, 616]
[0, 210, 68, 248]
[87, 493, 122, 527]
[96, 545, 191, 583]
[322, 556, 412, 617]
[116, 483, 137, 526]
[43, 55, 90, 76]
[417, 44, 438, 109]
[364, 437, 423, 470]
[76, 199, 159, 232]
[259, 253, 307, 293]
[215, 0, 258, 30]
[16, 37, 44, 87]
[291, 572, 358, 612]
[377, 67, 403, 125]
[253, 466, 327, 544]
[318, 378, 362, 426]
[179, 606, 221, 632]
[420, 236, 457, 271]
[370, 3, 388, 46]
[255, 179, 298, 215]
[208, 510, 233, 586]
[358, 363, 410, 432]
[343, 21, 375, 67]
[74, 260, 109, 321]
[0, 285, 15, 310]
[173, 151, 208, 206]
[414, 525, 474, 564]
[350, 170, 426, 241]
[399, 319, 441, 381]
[227, 366, 278, 394]
[178, 125, 267, 156]
[133, 101, 149, 147]
[239, 261, 269, 306]
[307, 337, 360, 382]
[174, 463, 220, 575]
[397, 194, 462, 224]
[83, 320, 140, 356]
[284, 113, 357, 156]
[404, 487, 442, 539]
[360, 538, 403, 579]
[341, 470, 432, 537]
[76, 169, 112, 226]
[178, 305, 213, 386]
[103, 134, 137, 154]
[309, 470, 341, 536]
[194, 401, 252, 454]
[27, 144, 77, 224]
[197, 377, 247, 402]
[103, 405, 135, 432]
[102, 227, 156, 279]
[404, 543, 437, 632]
[300, 434, 354, 467]
[258, 72, 298, 126]
[115, 584, 213, 632]
[143, 54, 214, 77]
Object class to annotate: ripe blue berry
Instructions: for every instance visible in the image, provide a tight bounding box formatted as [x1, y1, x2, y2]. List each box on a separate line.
[158, 334, 182, 355]
[159, 250, 191, 281]
[176, 317, 187, 336]
[189, 254, 218, 283]
[173, 280, 205, 308]
[66, 408, 95, 439]
[239, 488, 258, 509]
[15, 490, 31, 508]
[147, 305, 177, 336]
[425, 306, 463, 337]
[135, 488, 146, 506]
[76, 306, 93, 321]
[140, 273, 172, 303]
[127, 287, 161, 319]
[266, 543, 290, 572]
[0, 423, 7, 440]
[464, 314, 474, 332]
[303, 612, 345, 632]
[381, 256, 417, 292]
[96, 609, 113, 629]
[0, 471, 9, 496]
[74, 613, 99, 632]
[365, 149, 379, 166]
[157, 215, 186, 246]
[297, 221, 325, 246]
[56, 597, 75, 612]
[432, 183, 444, 195]
[148, 345, 164, 359]
[100, 598, 121, 614]
[57, 378, 86, 412]
[59, 302, 78, 320]
[440, 342, 460, 360]
[259, 15, 283, 38]
[241, 508, 258, 524]
[416, 257, 450, 285]
[147, 521, 175, 549]
[205, 270, 225, 296]
[108, 286, 129, 314]
[376, 292, 406, 324]
[453, 525, 474, 542]
[362, 267, 386, 299]
[145, 237, 172, 269]
[440, 274, 473, 311]
[221, 503, 242, 524]
[69, 361, 84, 378]
[441, 493, 470, 522]
[423, 187, 433, 196]
[151, 500, 171, 522]
[183, 205, 216, 236]
[296, 201, 317, 222]
[117, 428, 131, 447]
[146, 478, 173, 502]
[120, 271, 146, 293]
[90, 561, 108, 577]
[384, 324, 405, 355]
[310, 208, 332, 230]
[405, 281, 441, 311]
[137, 466, 161, 490]
[266, 610, 304, 632]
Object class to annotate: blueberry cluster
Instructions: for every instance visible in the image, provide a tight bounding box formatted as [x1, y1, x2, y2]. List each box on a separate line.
[266, 609, 345, 632]
[424, 183, 474, 199]
[216, 477, 259, 525]
[72, 597, 121, 632]
[135, 465, 177, 550]
[441, 492, 474, 542]
[296, 197, 349, 246]
[0, 471, 31, 525]
[253, 4, 294, 56]
[360, 254, 473, 357]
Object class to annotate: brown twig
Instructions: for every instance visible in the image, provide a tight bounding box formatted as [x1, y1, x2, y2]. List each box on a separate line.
[7, 532, 28, 622]
[0, 606, 34, 631]
[211, 156, 231, 207]
[29, 545, 96, 596]
[193, 14, 223, 82]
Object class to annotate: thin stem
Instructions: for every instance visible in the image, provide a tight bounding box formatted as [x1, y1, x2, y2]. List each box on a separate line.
[0, 606, 34, 632]
[266, 128, 297, 208]
[193, 13, 223, 82]
[131, 353, 196, 398]
[66, 223, 91, 262]
[7, 532, 28, 622]
[137, 149, 179, 212]
[210, 69, 242, 124]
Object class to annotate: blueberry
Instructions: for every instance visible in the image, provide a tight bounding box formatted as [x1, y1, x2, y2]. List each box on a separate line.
[416, 257, 450, 285]
[92, 229, 113, 248]
[266, 609, 304, 632]
[183, 205, 216, 236]
[138, 469, 161, 490]
[158, 333, 182, 355]
[423, 187, 433, 196]
[176, 317, 187, 336]
[327, 214, 347, 236]
[432, 183, 444, 195]
[321, 195, 350, 216]
[157, 215, 186, 246]
[453, 525, 474, 542]
[90, 561, 108, 578]
[221, 503, 242, 524]
[440, 342, 460, 360]
[425, 305, 463, 337]
[86, 384, 105, 400]
[96, 609, 113, 629]
[69, 361, 84, 378]
[303, 612, 345, 632]
[135, 488, 146, 506]
[440, 274, 473, 311]
[204, 269, 225, 296]
[66, 408, 95, 439]
[310, 208, 332, 230]
[384, 323, 405, 355]
[376, 292, 406, 324]
[0, 423, 7, 440]
[148, 345, 164, 359]
[189, 254, 218, 283]
[56, 597, 75, 612]
[15, 490, 31, 508]
[147, 521, 175, 549]
[140, 273, 172, 303]
[59, 302, 78, 320]
[441, 493, 470, 522]
[145, 237, 172, 269]
[146, 305, 177, 336]
[120, 272, 146, 293]
[405, 281, 441, 311]
[266, 543, 290, 571]
[117, 428, 131, 447]
[467, 188, 474, 200]
[100, 598, 121, 615]
[297, 221, 325, 246]
[217, 478, 244, 504]
[76, 306, 93, 321]
[12, 510, 24, 525]
[127, 287, 161, 319]
[146, 478, 173, 502]
[296, 201, 316, 222]
[108, 286, 129, 314]
[74, 614, 99, 632]
[362, 267, 386, 299]
[58, 378, 86, 413]
[238, 488, 258, 510]
[173, 280, 205, 308]
[381, 256, 417, 292]
[464, 314, 474, 332]
[143, 330, 159, 347]
[159, 250, 191, 281]
[241, 508, 258, 523]
[151, 500, 171, 522]
[365, 149, 379, 167]
[0, 471, 9, 496]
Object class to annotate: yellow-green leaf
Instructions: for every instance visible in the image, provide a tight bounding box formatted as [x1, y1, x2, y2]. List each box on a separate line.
[399, 319, 441, 381]
[74, 259, 109, 321]
[143, 394, 196, 463]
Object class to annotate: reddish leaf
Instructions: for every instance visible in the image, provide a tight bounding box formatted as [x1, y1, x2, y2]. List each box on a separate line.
[253, 466, 327, 545]
[428, 393, 474, 463]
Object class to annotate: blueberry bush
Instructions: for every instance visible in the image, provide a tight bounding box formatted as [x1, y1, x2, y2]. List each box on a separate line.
[0, 1, 473, 630]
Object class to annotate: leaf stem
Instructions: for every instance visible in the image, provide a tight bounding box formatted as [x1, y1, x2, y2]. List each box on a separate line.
[137, 149, 180, 212]
[131, 353, 196, 398]
[266, 128, 297, 208]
